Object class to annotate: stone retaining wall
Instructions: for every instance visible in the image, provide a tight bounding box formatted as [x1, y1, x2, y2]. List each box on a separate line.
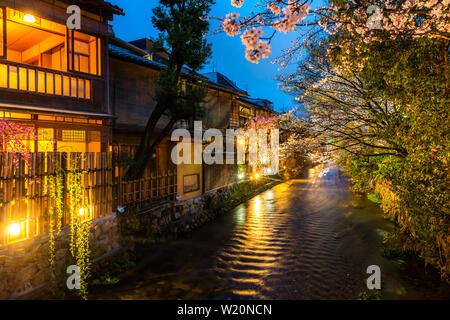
[0, 179, 280, 299]
[0, 213, 120, 299]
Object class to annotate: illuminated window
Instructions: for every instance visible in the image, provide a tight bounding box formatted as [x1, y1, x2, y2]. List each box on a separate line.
[38, 115, 56, 121]
[0, 7, 5, 58]
[38, 128, 53, 140]
[37, 128, 54, 152]
[62, 130, 86, 142]
[73, 117, 88, 123]
[5, 9, 66, 72]
[10, 112, 31, 119]
[88, 131, 101, 152]
[69, 30, 101, 76]
[0, 111, 31, 119]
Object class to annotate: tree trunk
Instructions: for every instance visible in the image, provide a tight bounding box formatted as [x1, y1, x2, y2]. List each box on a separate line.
[125, 102, 166, 180]
[125, 115, 179, 180]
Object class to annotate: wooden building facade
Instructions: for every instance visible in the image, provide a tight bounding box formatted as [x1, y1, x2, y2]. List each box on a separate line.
[0, 0, 123, 153]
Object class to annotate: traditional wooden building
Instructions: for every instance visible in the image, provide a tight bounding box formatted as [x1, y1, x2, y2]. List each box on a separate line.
[0, 0, 123, 153]
[108, 37, 279, 199]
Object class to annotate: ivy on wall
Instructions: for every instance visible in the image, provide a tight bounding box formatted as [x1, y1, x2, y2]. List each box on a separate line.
[47, 154, 92, 299]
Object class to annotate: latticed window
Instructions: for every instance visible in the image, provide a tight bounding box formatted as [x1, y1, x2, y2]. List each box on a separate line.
[61, 130, 86, 142]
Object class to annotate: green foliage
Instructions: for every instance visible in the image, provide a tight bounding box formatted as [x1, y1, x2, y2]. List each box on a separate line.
[367, 192, 381, 204]
[325, 26, 449, 280]
[91, 274, 119, 286]
[46, 155, 92, 299]
[357, 290, 381, 300]
[47, 165, 65, 270]
[151, 0, 214, 72]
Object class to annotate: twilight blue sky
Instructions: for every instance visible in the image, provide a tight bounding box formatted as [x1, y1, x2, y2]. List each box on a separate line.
[109, 0, 304, 113]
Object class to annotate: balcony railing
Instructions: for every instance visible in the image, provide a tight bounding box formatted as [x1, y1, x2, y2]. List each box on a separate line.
[0, 61, 92, 100]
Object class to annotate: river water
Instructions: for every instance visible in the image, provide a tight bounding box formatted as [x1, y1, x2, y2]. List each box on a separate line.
[92, 165, 450, 300]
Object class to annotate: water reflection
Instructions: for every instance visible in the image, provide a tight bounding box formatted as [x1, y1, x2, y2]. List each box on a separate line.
[91, 165, 450, 300]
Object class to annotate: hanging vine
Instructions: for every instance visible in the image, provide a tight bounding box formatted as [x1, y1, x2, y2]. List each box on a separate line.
[47, 163, 65, 271]
[46, 153, 92, 299]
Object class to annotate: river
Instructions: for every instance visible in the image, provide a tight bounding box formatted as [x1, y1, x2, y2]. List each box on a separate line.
[91, 165, 450, 300]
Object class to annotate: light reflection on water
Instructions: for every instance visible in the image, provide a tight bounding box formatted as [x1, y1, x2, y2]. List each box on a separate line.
[91, 165, 450, 300]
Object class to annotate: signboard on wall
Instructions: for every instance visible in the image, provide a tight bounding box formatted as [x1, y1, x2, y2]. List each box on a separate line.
[183, 174, 200, 194]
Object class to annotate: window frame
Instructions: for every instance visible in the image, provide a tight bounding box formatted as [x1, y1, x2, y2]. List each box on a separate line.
[67, 28, 102, 77]
[0, 6, 6, 59]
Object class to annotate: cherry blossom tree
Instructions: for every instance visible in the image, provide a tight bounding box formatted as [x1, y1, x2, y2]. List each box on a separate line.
[217, 0, 449, 66]
[0, 119, 36, 166]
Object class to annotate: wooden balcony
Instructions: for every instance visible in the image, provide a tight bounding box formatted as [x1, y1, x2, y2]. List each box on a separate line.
[0, 61, 92, 100]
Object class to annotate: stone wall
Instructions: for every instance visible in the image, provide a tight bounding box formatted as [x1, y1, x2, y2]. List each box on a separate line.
[0, 213, 121, 300]
[119, 179, 279, 244]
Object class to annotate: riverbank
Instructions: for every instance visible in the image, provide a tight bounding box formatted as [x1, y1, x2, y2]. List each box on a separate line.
[89, 165, 450, 300]
[87, 176, 286, 293]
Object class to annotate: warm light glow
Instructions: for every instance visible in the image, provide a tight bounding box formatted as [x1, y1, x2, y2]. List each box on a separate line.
[8, 223, 21, 236]
[78, 208, 87, 216]
[239, 138, 245, 145]
[254, 173, 261, 180]
[253, 196, 262, 213]
[238, 173, 245, 179]
[23, 14, 36, 23]
[267, 168, 272, 174]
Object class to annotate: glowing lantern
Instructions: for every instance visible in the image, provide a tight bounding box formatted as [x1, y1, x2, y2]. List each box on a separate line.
[23, 14, 36, 23]
[8, 223, 21, 236]
[78, 208, 88, 216]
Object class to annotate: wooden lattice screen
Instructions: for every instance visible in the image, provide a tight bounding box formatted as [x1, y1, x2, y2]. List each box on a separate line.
[0, 152, 177, 246]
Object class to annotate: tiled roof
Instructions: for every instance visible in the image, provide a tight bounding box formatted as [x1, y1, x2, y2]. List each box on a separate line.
[238, 97, 274, 111]
[109, 42, 249, 95]
[202, 72, 247, 95]
[109, 44, 166, 69]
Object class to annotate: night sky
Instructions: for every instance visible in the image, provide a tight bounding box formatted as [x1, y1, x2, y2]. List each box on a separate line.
[109, 0, 303, 113]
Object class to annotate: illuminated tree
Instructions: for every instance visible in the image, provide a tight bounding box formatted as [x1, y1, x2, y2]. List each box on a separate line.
[0, 119, 36, 165]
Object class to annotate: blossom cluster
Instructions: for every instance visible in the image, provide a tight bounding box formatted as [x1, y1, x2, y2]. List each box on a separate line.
[323, 0, 449, 41]
[267, 2, 281, 15]
[273, 2, 310, 34]
[231, 0, 244, 8]
[241, 28, 271, 63]
[248, 116, 276, 130]
[0, 119, 37, 166]
[220, 0, 449, 67]
[222, 12, 241, 36]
